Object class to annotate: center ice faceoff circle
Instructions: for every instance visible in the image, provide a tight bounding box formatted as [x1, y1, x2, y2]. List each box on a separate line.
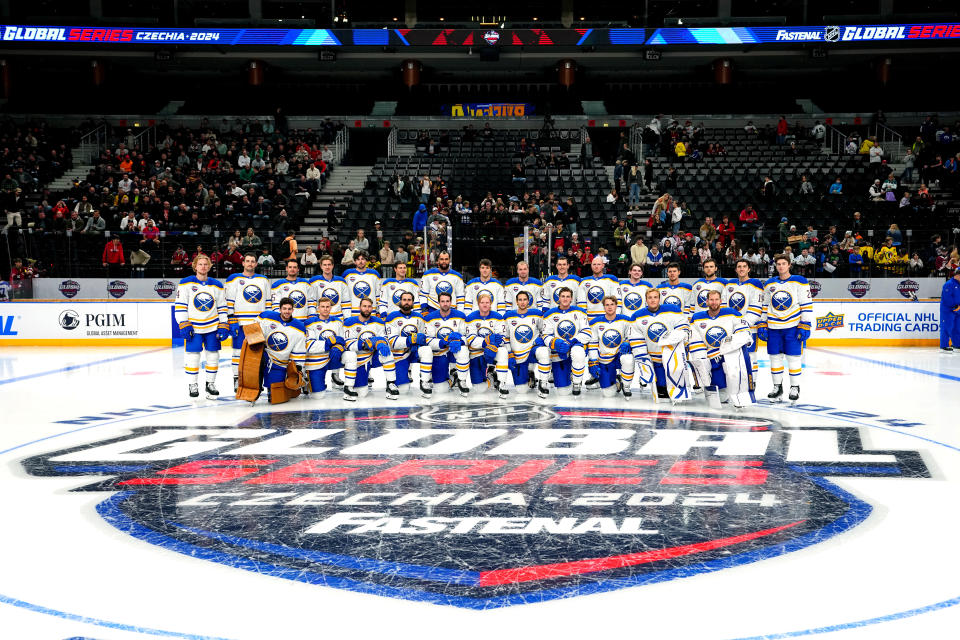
[21, 402, 930, 609]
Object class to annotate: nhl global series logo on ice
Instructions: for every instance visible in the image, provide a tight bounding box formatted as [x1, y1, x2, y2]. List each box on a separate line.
[22, 404, 929, 608]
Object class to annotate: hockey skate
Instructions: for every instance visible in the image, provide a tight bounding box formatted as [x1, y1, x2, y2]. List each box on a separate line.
[205, 382, 219, 400]
[342, 386, 359, 402]
[330, 372, 345, 389]
[188, 383, 199, 398]
[585, 377, 600, 390]
[498, 386, 510, 400]
[385, 381, 399, 400]
[537, 381, 550, 399]
[420, 381, 433, 399]
[450, 372, 470, 397]
[617, 375, 632, 399]
[788, 386, 800, 404]
[767, 384, 784, 403]
[572, 382, 582, 396]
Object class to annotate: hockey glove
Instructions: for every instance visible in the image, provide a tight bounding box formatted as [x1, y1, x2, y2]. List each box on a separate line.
[324, 336, 338, 350]
[488, 333, 504, 347]
[554, 338, 571, 357]
[447, 339, 463, 354]
[588, 363, 601, 380]
[415, 332, 429, 346]
[756, 326, 769, 343]
[179, 325, 195, 340]
[483, 337, 499, 361]
[360, 337, 375, 351]
[230, 322, 243, 341]
[216, 326, 231, 342]
[797, 327, 811, 342]
[619, 341, 632, 356]
[447, 331, 463, 343]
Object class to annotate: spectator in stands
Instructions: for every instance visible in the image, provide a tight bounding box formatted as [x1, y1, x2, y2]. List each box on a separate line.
[280, 231, 298, 261]
[811, 121, 826, 143]
[606, 189, 619, 204]
[101, 236, 125, 276]
[354, 229, 370, 254]
[614, 220, 631, 251]
[241, 228, 262, 249]
[909, 252, 924, 276]
[901, 148, 916, 184]
[716, 216, 736, 249]
[420, 175, 432, 204]
[301, 246, 318, 276]
[869, 141, 884, 169]
[630, 236, 649, 266]
[626, 165, 641, 211]
[886, 224, 903, 247]
[876, 237, 898, 275]
[848, 247, 864, 277]
[512, 164, 526, 189]
[169, 245, 189, 274]
[829, 178, 844, 195]
[665, 167, 679, 190]
[882, 173, 898, 195]
[845, 137, 858, 155]
[83, 210, 106, 235]
[341, 240, 356, 267]
[775, 116, 788, 145]
[798, 175, 814, 197]
[868, 180, 884, 201]
[258, 247, 276, 270]
[760, 177, 776, 203]
[379, 241, 394, 271]
[792, 248, 815, 276]
[699, 216, 718, 251]
[645, 244, 663, 277]
[738, 204, 759, 234]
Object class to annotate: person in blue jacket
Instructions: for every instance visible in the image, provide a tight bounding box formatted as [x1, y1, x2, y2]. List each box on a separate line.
[940, 271, 960, 351]
[413, 203, 428, 233]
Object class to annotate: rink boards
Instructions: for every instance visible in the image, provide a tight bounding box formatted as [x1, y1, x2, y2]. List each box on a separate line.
[0, 299, 942, 346]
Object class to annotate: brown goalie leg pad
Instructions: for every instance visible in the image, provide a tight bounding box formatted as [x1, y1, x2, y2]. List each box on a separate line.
[269, 382, 292, 404]
[235, 341, 264, 402]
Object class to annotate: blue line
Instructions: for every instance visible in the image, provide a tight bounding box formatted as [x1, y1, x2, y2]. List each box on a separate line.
[0, 348, 168, 387]
[53, 465, 151, 473]
[576, 28, 593, 46]
[789, 465, 900, 474]
[0, 592, 234, 640]
[810, 347, 960, 383]
[727, 595, 960, 639]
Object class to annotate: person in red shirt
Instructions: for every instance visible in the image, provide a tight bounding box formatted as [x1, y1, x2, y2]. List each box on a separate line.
[716, 215, 736, 249]
[739, 203, 759, 233]
[102, 236, 126, 277]
[776, 116, 789, 145]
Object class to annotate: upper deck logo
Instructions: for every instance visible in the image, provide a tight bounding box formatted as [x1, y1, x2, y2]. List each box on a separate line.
[58, 279, 81, 298]
[816, 311, 844, 332]
[22, 404, 929, 608]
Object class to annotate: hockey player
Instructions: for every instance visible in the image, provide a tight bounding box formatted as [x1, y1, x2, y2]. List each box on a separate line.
[258, 297, 307, 403]
[658, 262, 693, 315]
[580, 295, 635, 398]
[725, 259, 765, 376]
[631, 288, 691, 403]
[689, 290, 755, 409]
[225, 253, 270, 389]
[497, 291, 543, 398]
[342, 252, 382, 316]
[577, 256, 620, 319]
[758, 254, 813, 403]
[504, 261, 543, 312]
[464, 292, 507, 390]
[537, 287, 589, 397]
[618, 262, 654, 316]
[271, 259, 315, 321]
[175, 254, 230, 399]
[309, 254, 350, 319]
[419, 250, 465, 312]
[341, 297, 399, 401]
[540, 256, 581, 311]
[464, 258, 506, 313]
[304, 297, 345, 393]
[379, 261, 420, 316]
[384, 291, 427, 393]
[690, 259, 728, 313]
[418, 291, 471, 397]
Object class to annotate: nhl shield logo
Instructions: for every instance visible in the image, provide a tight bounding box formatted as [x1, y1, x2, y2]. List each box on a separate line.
[824, 25, 840, 42]
[58, 279, 81, 299]
[22, 405, 929, 609]
[107, 280, 129, 299]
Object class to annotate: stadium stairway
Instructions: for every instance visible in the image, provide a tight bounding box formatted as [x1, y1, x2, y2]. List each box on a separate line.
[298, 165, 372, 247]
[46, 144, 98, 192]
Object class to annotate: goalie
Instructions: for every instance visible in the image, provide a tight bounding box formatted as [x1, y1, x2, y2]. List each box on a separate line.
[630, 288, 691, 404]
[688, 290, 756, 409]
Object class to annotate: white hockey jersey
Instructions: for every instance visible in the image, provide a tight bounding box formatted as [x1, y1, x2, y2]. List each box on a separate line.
[225, 273, 270, 326]
[725, 278, 765, 328]
[630, 304, 689, 364]
[464, 277, 506, 314]
[342, 268, 382, 315]
[657, 282, 693, 315]
[379, 278, 421, 316]
[761, 275, 814, 331]
[384, 309, 426, 357]
[501, 309, 543, 360]
[689, 308, 752, 359]
[577, 275, 621, 318]
[580, 314, 633, 364]
[174, 275, 228, 334]
[541, 275, 582, 311]
[342, 315, 389, 368]
[504, 277, 544, 312]
[304, 314, 344, 370]
[419, 268, 466, 311]
[309, 274, 351, 318]
[541, 306, 589, 362]
[422, 309, 469, 357]
[618, 278, 654, 316]
[690, 277, 729, 313]
[464, 310, 506, 358]
[257, 310, 307, 367]
[271, 277, 315, 321]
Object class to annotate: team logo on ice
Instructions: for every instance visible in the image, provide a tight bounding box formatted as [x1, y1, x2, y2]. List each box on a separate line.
[154, 280, 176, 299]
[816, 312, 845, 333]
[106, 280, 129, 299]
[847, 280, 871, 299]
[58, 279, 81, 299]
[21, 405, 929, 608]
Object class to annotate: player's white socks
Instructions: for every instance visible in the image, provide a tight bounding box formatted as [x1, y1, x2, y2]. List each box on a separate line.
[184, 351, 201, 380]
[535, 346, 551, 382]
[786, 355, 802, 384]
[232, 347, 242, 379]
[769, 354, 785, 385]
[205, 350, 219, 384]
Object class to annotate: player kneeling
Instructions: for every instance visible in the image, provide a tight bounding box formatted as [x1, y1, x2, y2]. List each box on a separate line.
[689, 290, 756, 409]
[418, 292, 470, 398]
[581, 295, 635, 399]
[341, 297, 399, 401]
[464, 293, 507, 393]
[496, 291, 543, 399]
[537, 287, 589, 397]
[384, 291, 427, 394]
[304, 297, 346, 394]
[630, 288, 691, 404]
[258, 298, 307, 404]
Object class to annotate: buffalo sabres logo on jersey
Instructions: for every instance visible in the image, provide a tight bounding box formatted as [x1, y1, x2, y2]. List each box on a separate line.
[318, 327, 338, 341]
[354, 281, 372, 299]
[647, 321, 668, 342]
[193, 292, 215, 312]
[557, 320, 577, 341]
[267, 331, 289, 352]
[243, 285, 263, 304]
[697, 290, 711, 308]
[437, 326, 453, 341]
[436, 281, 454, 297]
[514, 325, 534, 344]
[289, 290, 307, 309]
[601, 329, 623, 349]
[552, 288, 564, 303]
[728, 291, 746, 311]
[705, 326, 729, 348]
[321, 289, 340, 305]
[771, 290, 793, 312]
[623, 292, 644, 312]
[587, 286, 606, 304]
[392, 289, 405, 305]
[477, 288, 495, 304]
[663, 293, 683, 307]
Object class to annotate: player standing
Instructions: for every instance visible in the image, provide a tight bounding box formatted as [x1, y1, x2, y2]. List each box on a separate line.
[758, 254, 813, 403]
[658, 262, 693, 315]
[631, 288, 691, 403]
[225, 253, 270, 390]
[577, 256, 620, 320]
[618, 263, 653, 316]
[690, 258, 727, 313]
[175, 254, 230, 399]
[271, 259, 315, 321]
[419, 250, 465, 312]
[464, 258, 506, 313]
[689, 290, 755, 409]
[725, 259, 765, 376]
[309, 255, 351, 319]
[580, 295, 634, 398]
[504, 261, 543, 312]
[342, 252, 382, 316]
[540, 256, 581, 311]
[538, 287, 589, 397]
[379, 261, 420, 316]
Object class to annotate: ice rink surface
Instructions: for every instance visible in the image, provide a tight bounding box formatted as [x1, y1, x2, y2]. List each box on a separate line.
[1, 345, 959, 640]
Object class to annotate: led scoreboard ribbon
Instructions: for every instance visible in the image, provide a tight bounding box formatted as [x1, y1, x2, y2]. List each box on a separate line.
[2, 24, 960, 47]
